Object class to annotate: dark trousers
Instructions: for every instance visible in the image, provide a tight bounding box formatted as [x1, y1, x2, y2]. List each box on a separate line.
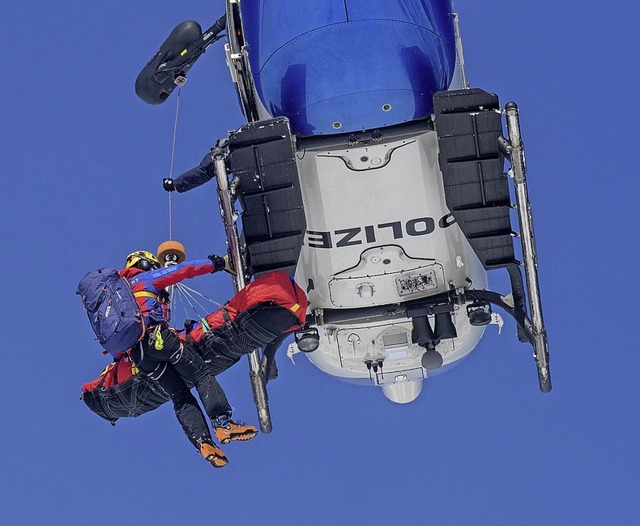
[194, 303, 299, 368]
[131, 326, 231, 448]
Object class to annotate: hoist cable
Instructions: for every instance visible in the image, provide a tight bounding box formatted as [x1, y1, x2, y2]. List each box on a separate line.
[167, 87, 182, 240]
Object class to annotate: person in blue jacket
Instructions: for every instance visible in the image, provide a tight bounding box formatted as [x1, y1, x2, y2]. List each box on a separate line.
[162, 150, 216, 193]
[122, 250, 257, 468]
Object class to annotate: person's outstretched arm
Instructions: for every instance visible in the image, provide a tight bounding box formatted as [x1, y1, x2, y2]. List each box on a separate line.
[163, 151, 215, 193]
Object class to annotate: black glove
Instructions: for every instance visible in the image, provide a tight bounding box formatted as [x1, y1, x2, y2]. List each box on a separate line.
[208, 254, 236, 274]
[208, 254, 225, 272]
[163, 178, 176, 192]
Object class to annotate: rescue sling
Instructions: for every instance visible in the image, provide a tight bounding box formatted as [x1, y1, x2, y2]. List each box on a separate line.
[80, 352, 169, 424]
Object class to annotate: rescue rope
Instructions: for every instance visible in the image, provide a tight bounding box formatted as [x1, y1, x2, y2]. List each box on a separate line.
[168, 283, 189, 325]
[175, 282, 226, 313]
[167, 87, 182, 240]
[169, 282, 226, 333]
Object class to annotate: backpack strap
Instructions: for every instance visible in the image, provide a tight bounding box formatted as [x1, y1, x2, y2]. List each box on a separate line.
[130, 291, 149, 342]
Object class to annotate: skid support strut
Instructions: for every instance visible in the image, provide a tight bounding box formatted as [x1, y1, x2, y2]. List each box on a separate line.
[213, 149, 273, 432]
[503, 103, 551, 392]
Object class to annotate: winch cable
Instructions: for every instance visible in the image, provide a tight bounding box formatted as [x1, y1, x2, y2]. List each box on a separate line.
[167, 87, 182, 241]
[162, 88, 230, 332]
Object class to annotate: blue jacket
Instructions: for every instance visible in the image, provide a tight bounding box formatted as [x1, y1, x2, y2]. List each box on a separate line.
[174, 152, 215, 193]
[120, 259, 217, 327]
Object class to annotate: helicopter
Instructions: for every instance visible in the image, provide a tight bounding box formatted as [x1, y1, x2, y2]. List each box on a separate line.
[135, 0, 551, 433]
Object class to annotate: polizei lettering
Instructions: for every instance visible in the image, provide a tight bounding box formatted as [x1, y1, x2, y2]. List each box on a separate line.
[306, 214, 455, 249]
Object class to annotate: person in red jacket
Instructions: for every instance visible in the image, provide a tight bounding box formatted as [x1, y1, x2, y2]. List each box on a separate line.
[122, 250, 256, 468]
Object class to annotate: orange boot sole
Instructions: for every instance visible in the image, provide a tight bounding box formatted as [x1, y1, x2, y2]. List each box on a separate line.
[215, 423, 258, 445]
[200, 442, 228, 468]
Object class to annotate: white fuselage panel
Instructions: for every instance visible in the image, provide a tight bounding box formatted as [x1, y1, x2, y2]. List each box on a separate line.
[293, 130, 488, 397]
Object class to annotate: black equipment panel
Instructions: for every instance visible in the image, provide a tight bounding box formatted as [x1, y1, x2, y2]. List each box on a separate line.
[433, 89, 516, 269]
[227, 118, 306, 276]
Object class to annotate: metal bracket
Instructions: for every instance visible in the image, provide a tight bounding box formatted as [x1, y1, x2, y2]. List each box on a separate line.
[490, 313, 504, 335]
[286, 343, 300, 364]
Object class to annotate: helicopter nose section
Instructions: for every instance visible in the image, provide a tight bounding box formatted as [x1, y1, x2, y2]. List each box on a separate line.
[381, 379, 423, 404]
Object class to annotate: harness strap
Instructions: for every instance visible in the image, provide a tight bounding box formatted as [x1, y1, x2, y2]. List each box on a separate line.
[134, 291, 159, 300]
[288, 275, 303, 324]
[199, 316, 212, 333]
[184, 319, 196, 344]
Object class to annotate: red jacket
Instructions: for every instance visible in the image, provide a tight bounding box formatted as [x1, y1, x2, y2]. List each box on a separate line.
[178, 270, 308, 342]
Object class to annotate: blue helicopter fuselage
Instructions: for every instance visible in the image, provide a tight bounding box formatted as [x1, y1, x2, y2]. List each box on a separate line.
[239, 0, 456, 135]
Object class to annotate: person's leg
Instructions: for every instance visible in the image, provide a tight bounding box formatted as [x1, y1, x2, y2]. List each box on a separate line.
[131, 341, 229, 467]
[148, 326, 257, 442]
[144, 362, 208, 445]
[168, 339, 232, 420]
[170, 341, 258, 444]
[200, 303, 299, 361]
[141, 327, 233, 419]
[233, 303, 298, 348]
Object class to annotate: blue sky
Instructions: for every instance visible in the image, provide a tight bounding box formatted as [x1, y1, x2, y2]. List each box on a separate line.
[2, 1, 639, 524]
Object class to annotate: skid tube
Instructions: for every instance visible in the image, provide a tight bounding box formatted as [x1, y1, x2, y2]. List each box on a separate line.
[213, 148, 273, 433]
[499, 102, 551, 393]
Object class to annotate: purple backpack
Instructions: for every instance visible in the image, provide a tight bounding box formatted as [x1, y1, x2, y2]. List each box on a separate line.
[77, 268, 144, 357]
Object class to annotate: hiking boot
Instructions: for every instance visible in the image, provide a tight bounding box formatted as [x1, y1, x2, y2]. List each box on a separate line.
[199, 441, 228, 468]
[214, 420, 258, 445]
